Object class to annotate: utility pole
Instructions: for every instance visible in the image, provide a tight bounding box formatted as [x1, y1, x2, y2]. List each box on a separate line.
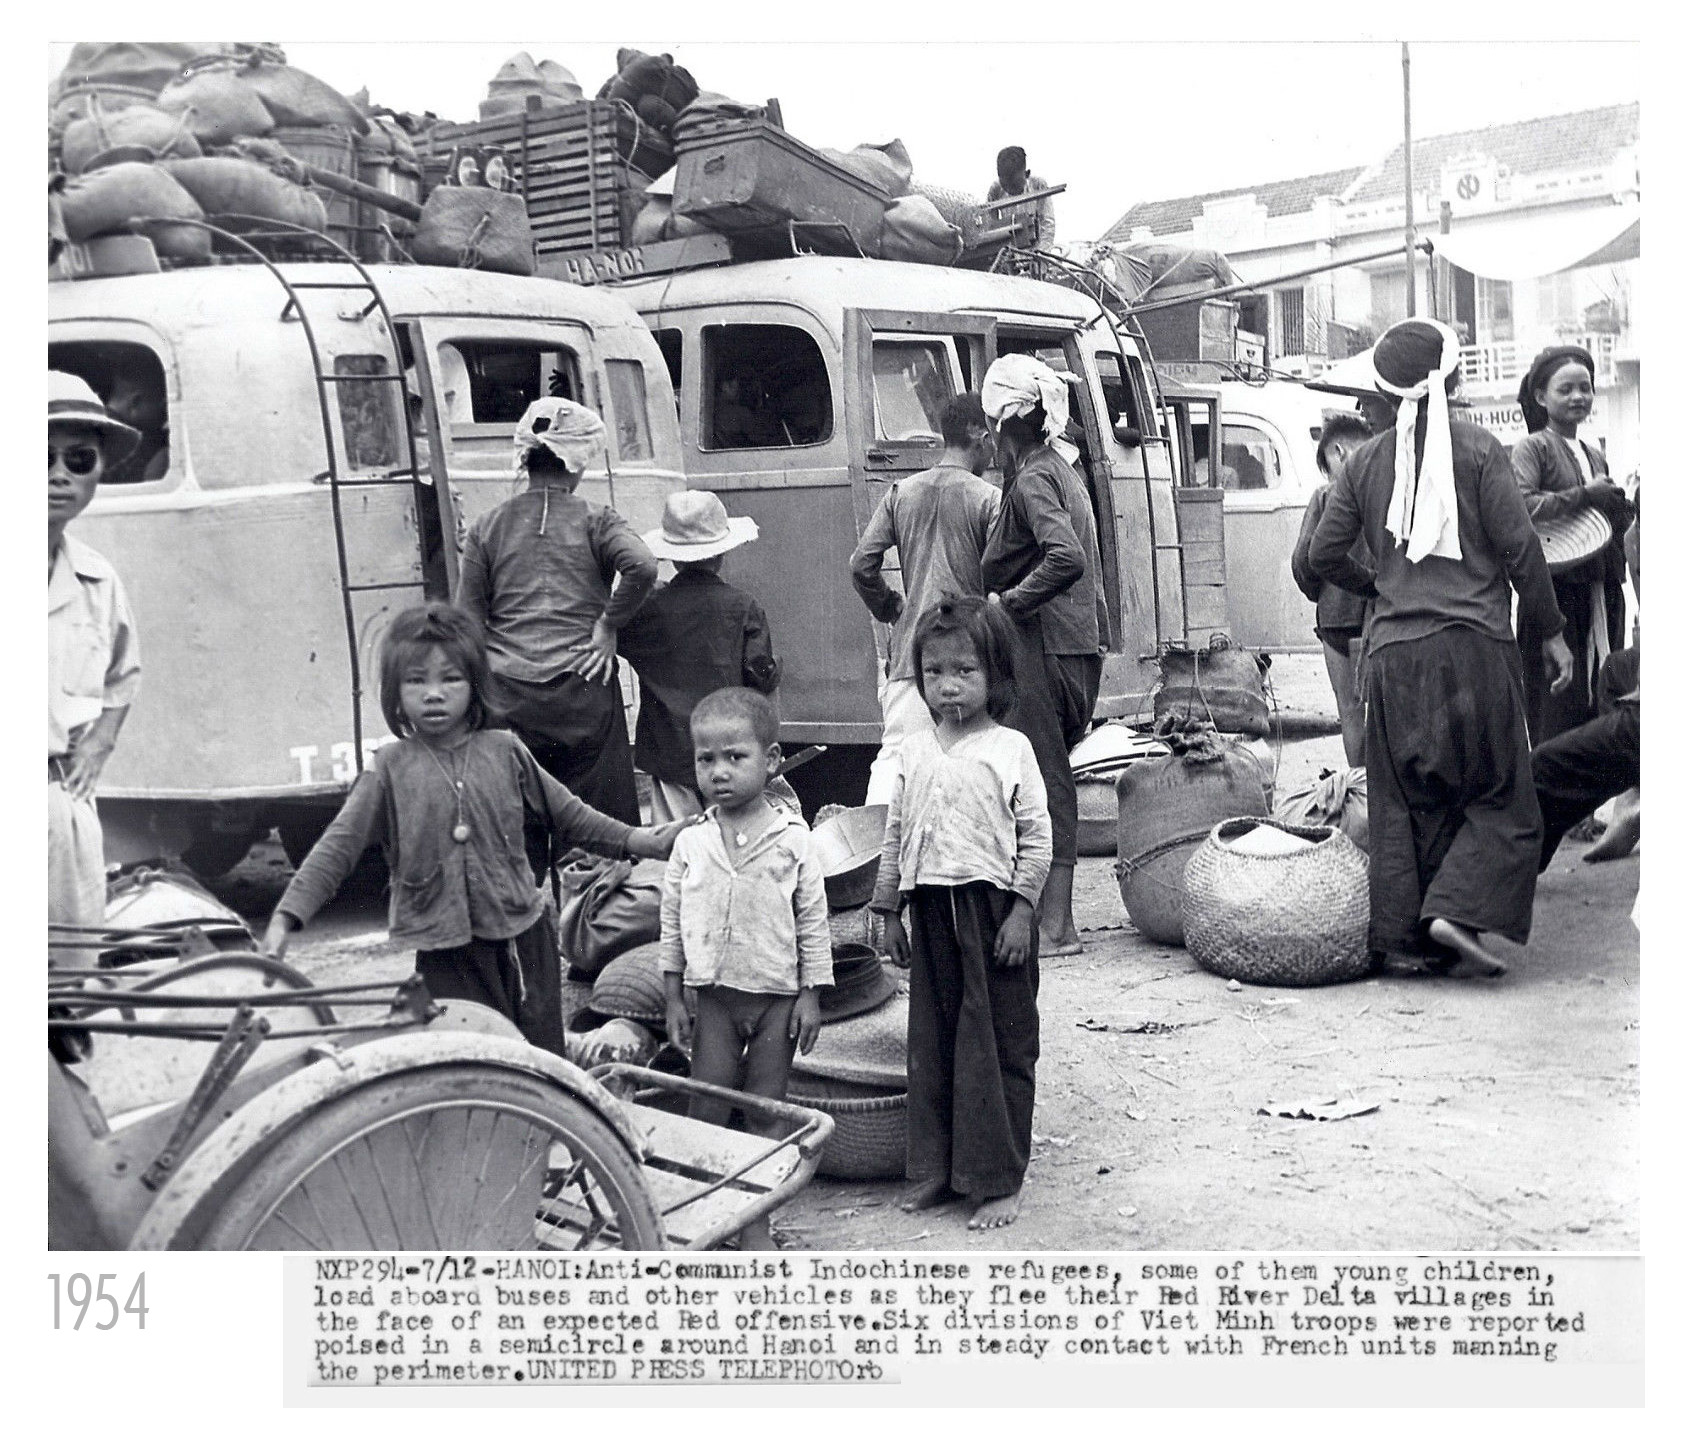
[1403, 41, 1416, 316]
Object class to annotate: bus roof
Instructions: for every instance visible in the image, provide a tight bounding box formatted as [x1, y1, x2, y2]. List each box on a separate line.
[49, 261, 652, 333]
[609, 255, 1122, 332]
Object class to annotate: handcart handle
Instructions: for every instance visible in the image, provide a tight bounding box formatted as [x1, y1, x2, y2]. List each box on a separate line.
[589, 1063, 835, 1161]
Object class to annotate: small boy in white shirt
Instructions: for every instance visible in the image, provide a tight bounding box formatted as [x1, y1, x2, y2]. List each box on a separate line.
[661, 687, 832, 1247]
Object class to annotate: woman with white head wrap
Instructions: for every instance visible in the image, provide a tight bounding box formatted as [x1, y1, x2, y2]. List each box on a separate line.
[456, 396, 656, 826]
[978, 353, 1109, 956]
[1308, 319, 1574, 978]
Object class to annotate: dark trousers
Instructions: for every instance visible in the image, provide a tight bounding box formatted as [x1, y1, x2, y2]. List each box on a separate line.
[1532, 704, 1640, 870]
[494, 667, 641, 826]
[905, 883, 1040, 1201]
[687, 986, 798, 1136]
[1004, 618, 1103, 867]
[1366, 627, 1542, 953]
[415, 911, 563, 1057]
[1519, 571, 1625, 745]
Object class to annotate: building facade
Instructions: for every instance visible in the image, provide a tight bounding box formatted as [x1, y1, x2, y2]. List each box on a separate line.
[1102, 105, 1640, 475]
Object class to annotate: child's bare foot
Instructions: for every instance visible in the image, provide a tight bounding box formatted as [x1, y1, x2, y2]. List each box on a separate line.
[900, 1178, 955, 1213]
[967, 1189, 1023, 1230]
[735, 1216, 778, 1250]
[1426, 918, 1507, 978]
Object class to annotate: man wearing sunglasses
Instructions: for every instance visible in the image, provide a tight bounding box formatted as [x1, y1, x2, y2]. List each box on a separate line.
[49, 371, 142, 948]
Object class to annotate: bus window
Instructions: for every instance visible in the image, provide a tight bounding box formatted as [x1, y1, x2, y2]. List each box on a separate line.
[1093, 349, 1143, 431]
[333, 355, 401, 470]
[47, 339, 170, 486]
[701, 324, 833, 450]
[444, 340, 583, 425]
[1219, 423, 1284, 491]
[872, 338, 957, 443]
[604, 359, 654, 462]
[652, 328, 683, 399]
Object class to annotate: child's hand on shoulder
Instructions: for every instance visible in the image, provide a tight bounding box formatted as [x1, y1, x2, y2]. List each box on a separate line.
[790, 988, 822, 1055]
[880, 910, 910, 968]
[994, 899, 1034, 969]
[630, 816, 701, 859]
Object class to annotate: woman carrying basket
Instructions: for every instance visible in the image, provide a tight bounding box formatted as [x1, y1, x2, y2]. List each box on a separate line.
[1510, 346, 1632, 744]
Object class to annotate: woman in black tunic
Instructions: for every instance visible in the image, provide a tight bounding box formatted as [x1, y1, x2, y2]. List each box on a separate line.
[1310, 320, 1574, 977]
[1511, 346, 1632, 743]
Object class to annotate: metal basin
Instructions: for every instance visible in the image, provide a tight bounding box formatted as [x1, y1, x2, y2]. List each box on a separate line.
[810, 804, 888, 910]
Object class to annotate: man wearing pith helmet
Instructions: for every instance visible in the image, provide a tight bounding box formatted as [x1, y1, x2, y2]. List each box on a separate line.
[48, 371, 142, 954]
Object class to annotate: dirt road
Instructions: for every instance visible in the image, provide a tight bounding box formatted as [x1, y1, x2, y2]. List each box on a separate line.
[213, 656, 1640, 1253]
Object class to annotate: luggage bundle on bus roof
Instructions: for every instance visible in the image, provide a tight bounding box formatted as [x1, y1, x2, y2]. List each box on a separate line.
[49, 42, 1019, 282]
[49, 42, 428, 274]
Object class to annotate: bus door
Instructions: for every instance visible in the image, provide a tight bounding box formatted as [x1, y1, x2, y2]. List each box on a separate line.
[843, 310, 995, 672]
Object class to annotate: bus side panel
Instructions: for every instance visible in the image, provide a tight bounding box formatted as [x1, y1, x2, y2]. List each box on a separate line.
[82, 490, 420, 796]
[715, 485, 883, 743]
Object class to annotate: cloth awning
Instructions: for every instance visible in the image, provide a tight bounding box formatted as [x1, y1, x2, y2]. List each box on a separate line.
[1428, 204, 1640, 283]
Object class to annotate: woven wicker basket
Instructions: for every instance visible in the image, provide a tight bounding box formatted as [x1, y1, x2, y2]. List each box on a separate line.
[784, 1074, 907, 1180]
[589, 942, 667, 1023]
[1183, 818, 1371, 987]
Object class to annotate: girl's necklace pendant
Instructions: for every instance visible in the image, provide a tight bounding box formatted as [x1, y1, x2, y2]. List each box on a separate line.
[452, 822, 471, 844]
[734, 830, 747, 848]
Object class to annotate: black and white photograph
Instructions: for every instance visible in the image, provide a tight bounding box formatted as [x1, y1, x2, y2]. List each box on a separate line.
[34, 10, 1661, 1413]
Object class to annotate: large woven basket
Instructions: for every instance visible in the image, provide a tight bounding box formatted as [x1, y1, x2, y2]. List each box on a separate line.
[784, 1074, 907, 1180]
[589, 942, 667, 1023]
[1182, 818, 1371, 986]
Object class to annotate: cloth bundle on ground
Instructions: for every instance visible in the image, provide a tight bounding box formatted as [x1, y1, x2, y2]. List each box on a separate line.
[480, 52, 584, 120]
[1153, 637, 1271, 738]
[1113, 716, 1271, 946]
[555, 855, 668, 979]
[411, 185, 535, 275]
[161, 156, 329, 233]
[598, 49, 700, 133]
[59, 100, 201, 175]
[881, 194, 962, 264]
[817, 140, 913, 197]
[58, 161, 211, 261]
[1276, 766, 1369, 851]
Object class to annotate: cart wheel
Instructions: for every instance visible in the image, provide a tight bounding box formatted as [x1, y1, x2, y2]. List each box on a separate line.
[180, 826, 264, 881]
[195, 1065, 663, 1251]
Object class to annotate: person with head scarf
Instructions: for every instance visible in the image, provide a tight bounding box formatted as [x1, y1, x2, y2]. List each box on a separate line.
[1309, 320, 1574, 978]
[456, 397, 657, 827]
[978, 353, 1108, 957]
[1510, 345, 1632, 745]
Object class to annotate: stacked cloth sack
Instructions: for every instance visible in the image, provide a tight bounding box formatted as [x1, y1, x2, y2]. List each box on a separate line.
[50, 44, 372, 262]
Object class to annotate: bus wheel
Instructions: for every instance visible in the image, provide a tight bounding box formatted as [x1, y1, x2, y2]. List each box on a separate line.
[180, 826, 264, 882]
[277, 816, 388, 893]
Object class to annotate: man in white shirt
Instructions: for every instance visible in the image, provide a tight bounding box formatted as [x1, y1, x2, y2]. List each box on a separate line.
[850, 394, 1000, 805]
[49, 372, 142, 950]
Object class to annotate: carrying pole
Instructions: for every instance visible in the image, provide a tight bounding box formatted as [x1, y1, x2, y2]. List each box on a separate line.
[1403, 42, 1416, 317]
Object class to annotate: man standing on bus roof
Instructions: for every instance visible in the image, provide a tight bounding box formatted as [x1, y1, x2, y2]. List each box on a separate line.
[850, 393, 1000, 806]
[48, 371, 142, 952]
[987, 147, 1057, 253]
[457, 397, 657, 826]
